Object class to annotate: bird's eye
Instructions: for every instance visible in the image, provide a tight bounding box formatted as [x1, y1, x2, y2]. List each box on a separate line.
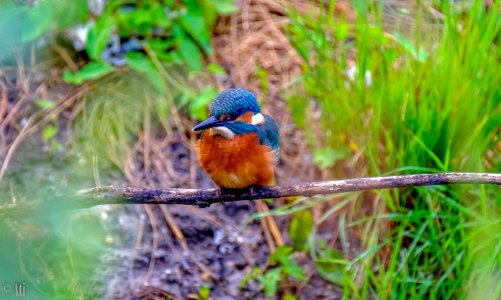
[219, 114, 230, 121]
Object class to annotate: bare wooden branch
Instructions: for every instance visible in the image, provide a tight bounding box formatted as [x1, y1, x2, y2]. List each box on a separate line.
[1, 172, 499, 218]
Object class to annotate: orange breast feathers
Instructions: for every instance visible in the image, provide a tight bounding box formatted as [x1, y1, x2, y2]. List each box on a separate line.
[196, 132, 276, 188]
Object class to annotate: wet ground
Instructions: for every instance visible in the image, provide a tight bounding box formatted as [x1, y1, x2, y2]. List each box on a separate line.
[99, 139, 337, 299]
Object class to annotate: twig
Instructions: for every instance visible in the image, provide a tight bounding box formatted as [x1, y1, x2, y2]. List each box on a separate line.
[0, 173, 499, 218]
[0, 118, 32, 183]
[142, 204, 160, 285]
[78, 172, 500, 205]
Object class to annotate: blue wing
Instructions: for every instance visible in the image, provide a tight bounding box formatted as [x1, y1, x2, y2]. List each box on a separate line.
[257, 114, 280, 161]
[216, 114, 280, 161]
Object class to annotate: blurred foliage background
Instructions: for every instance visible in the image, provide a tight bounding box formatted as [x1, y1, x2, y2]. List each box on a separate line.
[0, 0, 500, 299]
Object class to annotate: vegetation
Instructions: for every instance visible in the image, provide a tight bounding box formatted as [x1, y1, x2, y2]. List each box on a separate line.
[0, 0, 499, 299]
[281, 1, 501, 298]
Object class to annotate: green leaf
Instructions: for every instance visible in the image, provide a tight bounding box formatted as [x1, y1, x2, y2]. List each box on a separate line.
[64, 62, 115, 85]
[259, 267, 282, 297]
[283, 294, 298, 300]
[289, 210, 314, 251]
[240, 267, 261, 290]
[77, 61, 114, 80]
[152, 4, 171, 29]
[146, 39, 175, 62]
[63, 70, 83, 85]
[90, 60, 114, 76]
[21, 0, 53, 42]
[125, 51, 151, 72]
[173, 25, 203, 71]
[207, 63, 226, 75]
[190, 87, 218, 120]
[146, 39, 174, 50]
[51, 0, 89, 28]
[313, 147, 350, 169]
[34, 99, 55, 109]
[42, 124, 57, 141]
[197, 284, 210, 300]
[86, 13, 114, 60]
[211, 0, 240, 15]
[269, 246, 305, 281]
[315, 243, 348, 285]
[181, 0, 212, 55]
[269, 246, 293, 265]
[280, 257, 305, 281]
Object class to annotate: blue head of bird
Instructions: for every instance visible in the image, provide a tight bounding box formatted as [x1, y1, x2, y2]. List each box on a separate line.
[192, 88, 279, 148]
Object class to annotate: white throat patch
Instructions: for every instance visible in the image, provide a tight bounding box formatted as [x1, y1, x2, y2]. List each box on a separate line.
[208, 113, 264, 139]
[251, 113, 265, 125]
[209, 126, 235, 139]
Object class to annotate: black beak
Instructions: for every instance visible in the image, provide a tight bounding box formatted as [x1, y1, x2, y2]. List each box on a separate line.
[192, 116, 230, 131]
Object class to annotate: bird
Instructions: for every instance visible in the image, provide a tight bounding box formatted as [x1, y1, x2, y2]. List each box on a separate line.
[192, 88, 280, 189]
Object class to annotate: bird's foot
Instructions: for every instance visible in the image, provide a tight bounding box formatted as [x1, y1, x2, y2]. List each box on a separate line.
[216, 186, 261, 202]
[216, 187, 234, 203]
[248, 185, 260, 199]
[215, 188, 224, 203]
[215, 188, 222, 199]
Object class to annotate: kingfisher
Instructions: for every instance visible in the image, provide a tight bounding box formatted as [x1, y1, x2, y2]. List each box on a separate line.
[192, 88, 280, 189]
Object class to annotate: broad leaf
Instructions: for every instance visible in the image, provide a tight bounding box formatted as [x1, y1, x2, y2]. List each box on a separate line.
[77, 61, 114, 79]
[280, 258, 306, 281]
[197, 284, 210, 300]
[51, 0, 88, 28]
[259, 267, 282, 297]
[315, 244, 348, 285]
[42, 124, 57, 141]
[283, 294, 298, 300]
[125, 51, 152, 73]
[269, 246, 293, 265]
[181, 0, 212, 55]
[64, 62, 114, 85]
[211, 0, 239, 15]
[173, 25, 203, 71]
[270, 246, 305, 281]
[86, 13, 114, 60]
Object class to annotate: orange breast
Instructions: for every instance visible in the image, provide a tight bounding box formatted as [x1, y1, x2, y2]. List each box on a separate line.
[196, 132, 275, 188]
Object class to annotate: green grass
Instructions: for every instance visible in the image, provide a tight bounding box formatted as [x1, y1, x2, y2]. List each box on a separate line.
[285, 1, 501, 298]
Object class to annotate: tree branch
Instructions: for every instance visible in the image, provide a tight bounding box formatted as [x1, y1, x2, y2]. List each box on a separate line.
[1, 172, 499, 218]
